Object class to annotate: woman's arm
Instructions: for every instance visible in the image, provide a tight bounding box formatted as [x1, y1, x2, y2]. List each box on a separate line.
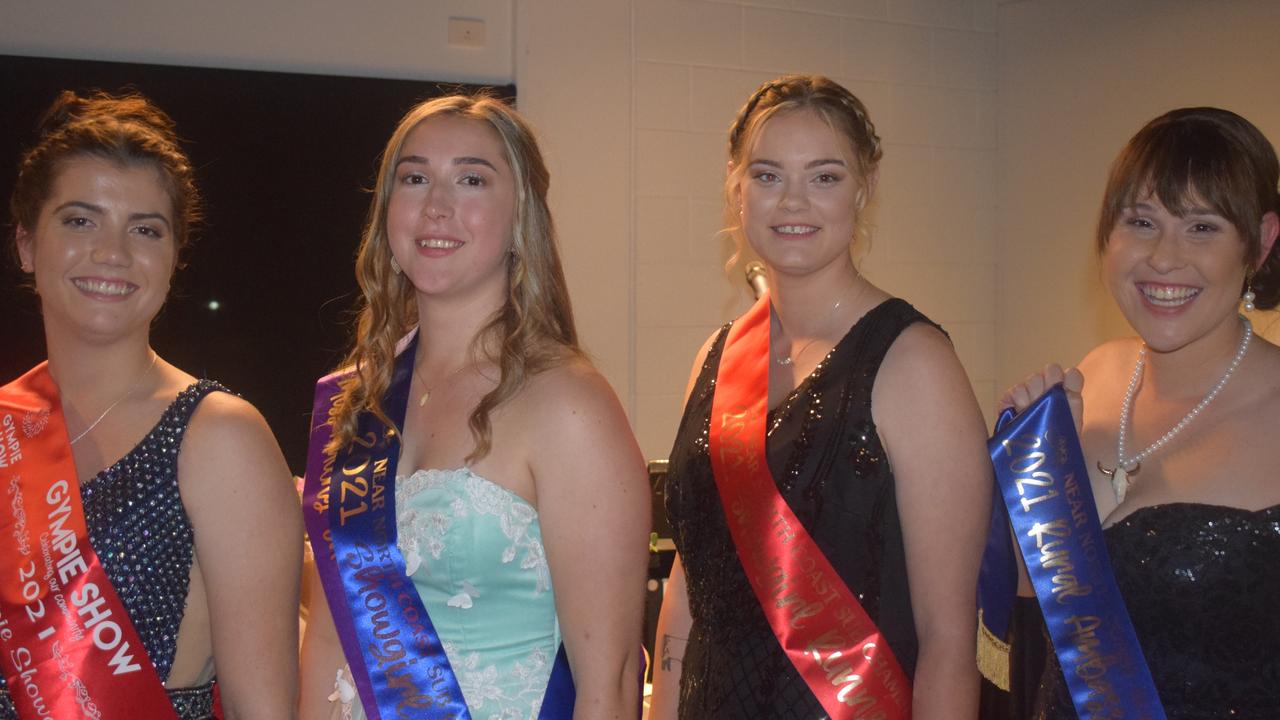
[648, 330, 715, 720]
[872, 324, 992, 720]
[648, 553, 690, 720]
[179, 393, 304, 720]
[528, 363, 650, 720]
[299, 560, 348, 720]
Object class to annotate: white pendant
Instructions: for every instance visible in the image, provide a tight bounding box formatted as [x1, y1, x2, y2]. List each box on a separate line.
[1111, 466, 1129, 504]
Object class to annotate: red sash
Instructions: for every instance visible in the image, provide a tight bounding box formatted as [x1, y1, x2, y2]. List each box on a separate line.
[708, 295, 911, 719]
[0, 364, 177, 719]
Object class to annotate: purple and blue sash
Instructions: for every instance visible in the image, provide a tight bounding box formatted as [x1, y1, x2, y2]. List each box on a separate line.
[978, 385, 1165, 719]
[302, 334, 574, 719]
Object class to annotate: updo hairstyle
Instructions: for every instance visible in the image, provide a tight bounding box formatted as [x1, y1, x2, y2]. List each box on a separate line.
[1097, 107, 1280, 309]
[724, 74, 883, 255]
[9, 90, 201, 262]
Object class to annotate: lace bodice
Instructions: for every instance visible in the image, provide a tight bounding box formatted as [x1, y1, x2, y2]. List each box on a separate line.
[344, 468, 562, 720]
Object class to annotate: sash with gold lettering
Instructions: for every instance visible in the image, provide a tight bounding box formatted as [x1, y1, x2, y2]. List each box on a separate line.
[707, 295, 911, 719]
[302, 333, 574, 720]
[978, 385, 1165, 718]
[0, 363, 179, 719]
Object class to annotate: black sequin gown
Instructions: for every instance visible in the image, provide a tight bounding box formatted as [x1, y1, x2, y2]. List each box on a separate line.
[665, 299, 935, 718]
[0, 380, 227, 720]
[1031, 503, 1280, 719]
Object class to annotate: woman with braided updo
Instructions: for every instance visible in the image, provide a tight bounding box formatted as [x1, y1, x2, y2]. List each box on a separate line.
[0, 91, 300, 719]
[651, 74, 990, 719]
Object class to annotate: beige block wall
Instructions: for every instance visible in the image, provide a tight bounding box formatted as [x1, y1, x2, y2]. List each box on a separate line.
[627, 0, 1000, 460]
[997, 0, 1280, 393]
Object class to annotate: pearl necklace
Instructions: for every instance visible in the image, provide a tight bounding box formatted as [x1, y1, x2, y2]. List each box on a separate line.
[69, 352, 159, 446]
[1099, 317, 1252, 503]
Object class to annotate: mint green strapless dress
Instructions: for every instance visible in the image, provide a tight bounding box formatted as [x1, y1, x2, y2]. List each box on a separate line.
[341, 468, 563, 720]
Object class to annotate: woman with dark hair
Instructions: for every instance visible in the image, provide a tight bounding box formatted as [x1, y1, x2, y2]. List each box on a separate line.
[0, 91, 301, 719]
[996, 107, 1280, 717]
[297, 94, 648, 720]
[650, 74, 992, 719]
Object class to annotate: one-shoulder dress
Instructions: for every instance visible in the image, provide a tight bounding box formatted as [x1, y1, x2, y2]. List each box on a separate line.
[0, 380, 226, 720]
[664, 299, 937, 718]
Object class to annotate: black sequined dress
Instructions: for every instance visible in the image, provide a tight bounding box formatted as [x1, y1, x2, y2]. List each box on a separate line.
[1031, 503, 1280, 719]
[0, 380, 227, 720]
[665, 299, 936, 718]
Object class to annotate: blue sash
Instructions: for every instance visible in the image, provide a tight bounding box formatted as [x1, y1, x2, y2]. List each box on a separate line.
[978, 386, 1166, 719]
[302, 333, 574, 719]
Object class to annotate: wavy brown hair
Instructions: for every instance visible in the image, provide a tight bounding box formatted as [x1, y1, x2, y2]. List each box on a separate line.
[722, 74, 883, 268]
[328, 94, 580, 461]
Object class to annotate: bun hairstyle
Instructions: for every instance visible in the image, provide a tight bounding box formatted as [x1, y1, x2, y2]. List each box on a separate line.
[10, 90, 201, 261]
[723, 75, 883, 260]
[1097, 107, 1280, 309]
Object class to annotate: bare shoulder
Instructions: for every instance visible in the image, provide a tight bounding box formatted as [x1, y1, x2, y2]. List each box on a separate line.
[182, 390, 278, 456]
[1077, 336, 1141, 378]
[177, 390, 290, 503]
[879, 321, 965, 384]
[874, 320, 984, 433]
[520, 356, 628, 432]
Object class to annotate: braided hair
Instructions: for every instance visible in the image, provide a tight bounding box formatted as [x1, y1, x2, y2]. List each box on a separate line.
[723, 75, 883, 265]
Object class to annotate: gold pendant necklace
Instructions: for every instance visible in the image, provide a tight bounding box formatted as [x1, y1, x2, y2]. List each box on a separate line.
[413, 361, 471, 407]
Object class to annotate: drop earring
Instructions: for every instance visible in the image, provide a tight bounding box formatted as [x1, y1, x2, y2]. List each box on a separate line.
[1243, 280, 1256, 313]
[390, 255, 402, 275]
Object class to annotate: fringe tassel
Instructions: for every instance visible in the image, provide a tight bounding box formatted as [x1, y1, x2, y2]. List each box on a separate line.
[977, 609, 1011, 691]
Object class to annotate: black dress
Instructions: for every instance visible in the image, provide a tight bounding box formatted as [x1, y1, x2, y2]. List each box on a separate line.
[1031, 503, 1280, 719]
[0, 380, 227, 720]
[665, 299, 935, 718]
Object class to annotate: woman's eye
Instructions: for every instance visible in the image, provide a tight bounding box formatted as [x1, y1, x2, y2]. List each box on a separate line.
[1190, 222, 1219, 234]
[400, 172, 428, 185]
[752, 171, 779, 183]
[134, 225, 165, 239]
[814, 172, 842, 184]
[62, 215, 93, 229]
[1125, 217, 1154, 229]
[459, 173, 486, 187]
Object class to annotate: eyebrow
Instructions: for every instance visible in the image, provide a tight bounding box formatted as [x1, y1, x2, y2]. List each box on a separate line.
[395, 155, 499, 171]
[749, 158, 848, 169]
[53, 201, 172, 228]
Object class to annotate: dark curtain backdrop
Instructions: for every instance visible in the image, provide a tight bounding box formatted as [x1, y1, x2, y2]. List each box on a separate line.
[0, 54, 515, 472]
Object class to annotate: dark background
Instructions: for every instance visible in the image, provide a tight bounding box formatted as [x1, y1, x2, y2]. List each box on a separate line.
[0, 54, 514, 472]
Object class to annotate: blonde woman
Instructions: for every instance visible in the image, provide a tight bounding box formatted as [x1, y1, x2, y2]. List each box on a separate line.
[651, 75, 990, 719]
[298, 95, 648, 720]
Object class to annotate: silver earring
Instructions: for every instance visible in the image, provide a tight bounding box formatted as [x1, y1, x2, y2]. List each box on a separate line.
[390, 255, 402, 275]
[1243, 283, 1257, 312]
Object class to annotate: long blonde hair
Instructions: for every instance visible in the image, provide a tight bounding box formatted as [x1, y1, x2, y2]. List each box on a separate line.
[328, 94, 580, 460]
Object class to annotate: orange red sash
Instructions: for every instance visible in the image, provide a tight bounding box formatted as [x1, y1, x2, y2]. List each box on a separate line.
[0, 363, 177, 719]
[708, 295, 911, 719]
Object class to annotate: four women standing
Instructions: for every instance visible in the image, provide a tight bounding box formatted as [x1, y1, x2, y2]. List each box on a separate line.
[4, 74, 1276, 720]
